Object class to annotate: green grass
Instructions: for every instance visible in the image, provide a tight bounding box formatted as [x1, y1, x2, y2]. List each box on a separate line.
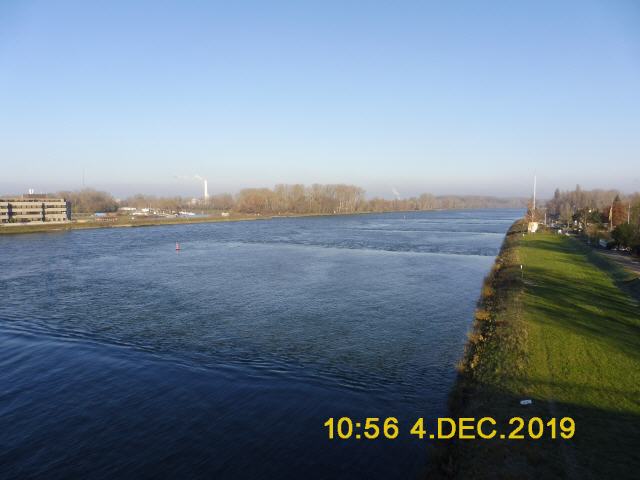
[583, 246, 640, 302]
[433, 226, 640, 479]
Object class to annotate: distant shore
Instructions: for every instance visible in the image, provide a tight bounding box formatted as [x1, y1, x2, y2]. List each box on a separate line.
[0, 213, 267, 235]
[0, 210, 377, 235]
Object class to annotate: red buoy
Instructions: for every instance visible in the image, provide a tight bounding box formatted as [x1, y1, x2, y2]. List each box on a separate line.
[175, 242, 181, 251]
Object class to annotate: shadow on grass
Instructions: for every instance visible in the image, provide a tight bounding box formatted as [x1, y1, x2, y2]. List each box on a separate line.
[427, 381, 640, 480]
[519, 235, 640, 361]
[522, 266, 640, 360]
[534, 234, 640, 303]
[493, 374, 640, 406]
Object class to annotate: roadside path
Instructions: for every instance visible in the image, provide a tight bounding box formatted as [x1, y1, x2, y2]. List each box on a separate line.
[596, 249, 640, 276]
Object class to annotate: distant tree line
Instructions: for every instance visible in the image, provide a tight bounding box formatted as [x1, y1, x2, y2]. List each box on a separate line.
[49, 185, 528, 216]
[233, 184, 527, 214]
[56, 189, 119, 214]
[235, 184, 366, 214]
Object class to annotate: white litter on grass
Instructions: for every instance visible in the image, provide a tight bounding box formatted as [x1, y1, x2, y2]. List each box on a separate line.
[520, 399, 533, 405]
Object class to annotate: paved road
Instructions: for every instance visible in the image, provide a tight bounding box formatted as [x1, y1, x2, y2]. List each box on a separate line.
[597, 249, 640, 276]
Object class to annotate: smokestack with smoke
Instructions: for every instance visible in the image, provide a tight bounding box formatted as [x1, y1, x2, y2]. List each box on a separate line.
[194, 175, 209, 200]
[174, 174, 210, 201]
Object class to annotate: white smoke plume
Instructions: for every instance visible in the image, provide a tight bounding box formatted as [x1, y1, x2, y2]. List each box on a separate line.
[174, 174, 205, 182]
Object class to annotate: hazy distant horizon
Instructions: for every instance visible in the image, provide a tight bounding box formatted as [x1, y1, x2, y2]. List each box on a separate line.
[0, 177, 634, 202]
[1, 170, 638, 200]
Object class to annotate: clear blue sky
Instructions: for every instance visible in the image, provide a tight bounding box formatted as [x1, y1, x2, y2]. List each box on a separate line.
[1, 0, 639, 198]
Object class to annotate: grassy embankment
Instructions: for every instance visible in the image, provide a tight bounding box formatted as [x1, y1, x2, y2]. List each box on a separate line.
[432, 222, 640, 479]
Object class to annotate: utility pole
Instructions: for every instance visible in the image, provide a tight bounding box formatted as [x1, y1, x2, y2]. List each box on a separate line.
[609, 205, 613, 232]
[629, 204, 631, 224]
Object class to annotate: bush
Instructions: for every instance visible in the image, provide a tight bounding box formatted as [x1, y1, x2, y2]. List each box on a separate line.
[481, 283, 495, 298]
[612, 223, 640, 250]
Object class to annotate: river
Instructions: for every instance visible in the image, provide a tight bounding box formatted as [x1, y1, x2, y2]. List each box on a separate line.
[0, 209, 521, 479]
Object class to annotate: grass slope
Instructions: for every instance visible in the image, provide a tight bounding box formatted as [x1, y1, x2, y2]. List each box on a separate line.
[434, 225, 640, 479]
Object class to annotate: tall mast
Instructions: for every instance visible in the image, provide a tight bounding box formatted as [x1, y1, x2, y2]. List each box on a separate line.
[533, 174, 537, 211]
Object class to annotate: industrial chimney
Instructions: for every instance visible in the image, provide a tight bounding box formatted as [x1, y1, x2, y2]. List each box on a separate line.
[204, 179, 209, 200]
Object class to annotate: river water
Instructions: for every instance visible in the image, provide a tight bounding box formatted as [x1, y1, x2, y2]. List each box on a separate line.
[0, 209, 520, 479]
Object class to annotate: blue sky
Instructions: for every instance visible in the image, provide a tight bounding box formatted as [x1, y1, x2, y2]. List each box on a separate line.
[1, 0, 639, 198]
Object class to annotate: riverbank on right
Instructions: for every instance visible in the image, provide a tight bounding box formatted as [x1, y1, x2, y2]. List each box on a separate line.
[432, 222, 640, 479]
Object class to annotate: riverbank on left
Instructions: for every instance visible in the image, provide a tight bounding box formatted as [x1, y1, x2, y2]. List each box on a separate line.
[0, 214, 264, 235]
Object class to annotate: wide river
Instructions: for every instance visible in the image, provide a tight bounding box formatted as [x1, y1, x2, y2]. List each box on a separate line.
[0, 209, 521, 479]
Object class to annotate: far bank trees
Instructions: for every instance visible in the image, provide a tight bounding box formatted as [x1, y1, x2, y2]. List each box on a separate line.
[57, 189, 118, 214]
[51, 184, 529, 216]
